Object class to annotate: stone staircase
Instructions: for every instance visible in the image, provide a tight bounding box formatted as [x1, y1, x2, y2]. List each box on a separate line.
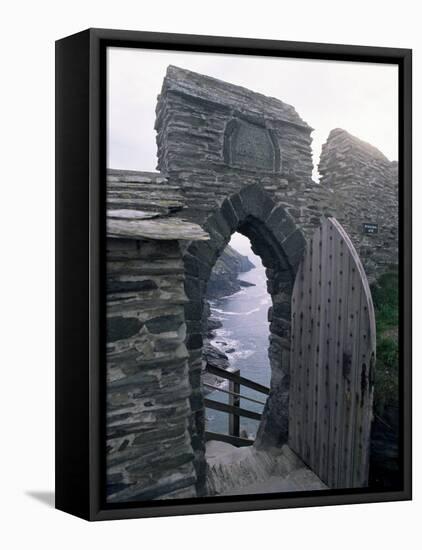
[206, 440, 327, 496]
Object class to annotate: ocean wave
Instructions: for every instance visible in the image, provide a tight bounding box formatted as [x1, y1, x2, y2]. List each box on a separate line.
[213, 327, 233, 338]
[210, 307, 228, 316]
[209, 288, 248, 305]
[211, 330, 256, 366]
[230, 348, 256, 363]
[213, 335, 238, 353]
[211, 307, 260, 317]
[209, 311, 224, 321]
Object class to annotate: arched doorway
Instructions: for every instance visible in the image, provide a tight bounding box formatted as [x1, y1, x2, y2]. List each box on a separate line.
[204, 231, 271, 440]
[182, 183, 306, 492]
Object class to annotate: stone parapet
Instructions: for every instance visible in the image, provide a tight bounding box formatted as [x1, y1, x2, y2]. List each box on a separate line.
[318, 129, 398, 279]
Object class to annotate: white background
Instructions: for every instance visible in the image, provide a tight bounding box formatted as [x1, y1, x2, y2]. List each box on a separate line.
[0, 1, 419, 548]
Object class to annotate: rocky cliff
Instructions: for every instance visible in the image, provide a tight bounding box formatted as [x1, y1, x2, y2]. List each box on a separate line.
[202, 245, 255, 392]
[206, 244, 255, 299]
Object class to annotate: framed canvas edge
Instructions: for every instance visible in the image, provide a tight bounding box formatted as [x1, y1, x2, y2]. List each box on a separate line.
[56, 27, 412, 522]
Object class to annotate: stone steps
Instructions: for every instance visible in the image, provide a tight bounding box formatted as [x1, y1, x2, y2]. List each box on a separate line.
[205, 440, 327, 496]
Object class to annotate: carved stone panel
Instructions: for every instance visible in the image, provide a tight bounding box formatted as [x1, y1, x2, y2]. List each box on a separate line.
[224, 119, 280, 172]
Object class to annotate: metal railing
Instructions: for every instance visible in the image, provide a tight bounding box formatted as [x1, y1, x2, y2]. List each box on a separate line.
[204, 364, 270, 447]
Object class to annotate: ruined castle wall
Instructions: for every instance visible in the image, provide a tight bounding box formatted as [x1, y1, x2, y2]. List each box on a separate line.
[318, 129, 398, 281]
[155, 66, 322, 239]
[106, 237, 197, 502]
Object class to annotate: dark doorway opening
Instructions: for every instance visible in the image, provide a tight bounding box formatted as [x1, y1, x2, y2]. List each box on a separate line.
[203, 232, 271, 442]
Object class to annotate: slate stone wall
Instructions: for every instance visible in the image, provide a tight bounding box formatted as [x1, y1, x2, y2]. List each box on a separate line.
[106, 237, 197, 502]
[156, 67, 398, 283]
[155, 66, 321, 235]
[318, 128, 398, 280]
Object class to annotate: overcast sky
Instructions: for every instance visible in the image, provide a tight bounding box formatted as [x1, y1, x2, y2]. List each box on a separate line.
[107, 47, 398, 181]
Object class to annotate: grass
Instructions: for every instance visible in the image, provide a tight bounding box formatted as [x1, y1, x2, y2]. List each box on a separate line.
[370, 269, 399, 417]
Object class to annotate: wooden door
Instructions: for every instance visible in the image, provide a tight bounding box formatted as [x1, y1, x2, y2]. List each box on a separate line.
[289, 218, 376, 488]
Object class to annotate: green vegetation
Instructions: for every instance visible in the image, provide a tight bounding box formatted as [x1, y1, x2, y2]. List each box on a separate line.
[371, 270, 399, 416]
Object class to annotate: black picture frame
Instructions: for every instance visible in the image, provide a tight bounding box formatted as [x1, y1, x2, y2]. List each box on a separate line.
[55, 28, 412, 521]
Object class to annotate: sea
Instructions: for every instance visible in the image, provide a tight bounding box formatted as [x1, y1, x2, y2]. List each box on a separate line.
[206, 234, 271, 438]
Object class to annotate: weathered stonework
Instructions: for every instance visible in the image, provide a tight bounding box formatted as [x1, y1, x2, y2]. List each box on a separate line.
[106, 236, 199, 502]
[318, 128, 398, 279]
[106, 66, 398, 502]
[105, 171, 209, 502]
[155, 66, 317, 230]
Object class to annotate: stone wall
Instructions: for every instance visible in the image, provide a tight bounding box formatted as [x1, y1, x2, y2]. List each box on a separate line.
[318, 128, 398, 280]
[155, 65, 321, 236]
[106, 237, 198, 502]
[105, 170, 209, 503]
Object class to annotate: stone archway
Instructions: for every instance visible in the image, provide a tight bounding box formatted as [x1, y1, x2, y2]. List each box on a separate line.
[153, 66, 319, 494]
[182, 183, 306, 492]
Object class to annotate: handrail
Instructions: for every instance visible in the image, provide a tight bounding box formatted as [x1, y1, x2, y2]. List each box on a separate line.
[204, 398, 262, 421]
[203, 382, 267, 406]
[204, 366, 269, 447]
[205, 364, 270, 395]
